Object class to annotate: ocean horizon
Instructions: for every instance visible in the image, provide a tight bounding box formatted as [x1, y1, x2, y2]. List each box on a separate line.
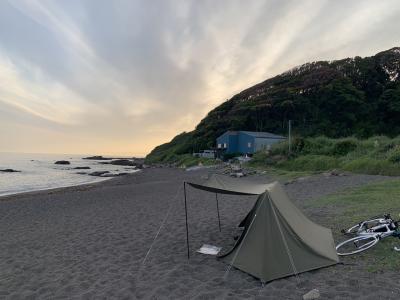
[0, 152, 139, 197]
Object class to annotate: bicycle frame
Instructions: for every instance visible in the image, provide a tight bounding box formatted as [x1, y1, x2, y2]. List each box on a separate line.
[358, 221, 396, 239]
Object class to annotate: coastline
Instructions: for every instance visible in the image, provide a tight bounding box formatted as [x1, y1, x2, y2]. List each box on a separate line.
[0, 152, 142, 199]
[0, 176, 113, 200]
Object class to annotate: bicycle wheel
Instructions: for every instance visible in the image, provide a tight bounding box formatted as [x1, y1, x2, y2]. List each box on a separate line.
[336, 235, 379, 256]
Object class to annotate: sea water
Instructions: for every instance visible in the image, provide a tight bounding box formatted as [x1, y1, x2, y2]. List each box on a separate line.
[0, 152, 139, 197]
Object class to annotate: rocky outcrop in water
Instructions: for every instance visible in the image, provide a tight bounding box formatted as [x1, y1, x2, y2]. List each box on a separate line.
[96, 159, 143, 169]
[55, 160, 70, 165]
[108, 159, 136, 166]
[87, 170, 132, 177]
[0, 169, 21, 173]
[82, 156, 112, 160]
[101, 172, 129, 177]
[88, 171, 109, 176]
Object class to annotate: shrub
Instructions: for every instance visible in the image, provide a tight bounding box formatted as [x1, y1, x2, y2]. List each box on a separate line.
[248, 152, 268, 166]
[292, 137, 305, 154]
[248, 152, 281, 167]
[301, 136, 335, 155]
[277, 155, 340, 171]
[175, 154, 216, 167]
[332, 139, 358, 156]
[270, 140, 289, 156]
[343, 158, 400, 176]
[388, 146, 400, 163]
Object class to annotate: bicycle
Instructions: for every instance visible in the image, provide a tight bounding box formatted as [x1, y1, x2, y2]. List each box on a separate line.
[336, 214, 400, 256]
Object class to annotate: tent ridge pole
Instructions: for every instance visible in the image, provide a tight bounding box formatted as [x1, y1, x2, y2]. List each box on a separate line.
[184, 181, 190, 259]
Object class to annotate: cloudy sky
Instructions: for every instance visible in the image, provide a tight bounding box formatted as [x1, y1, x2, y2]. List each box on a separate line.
[0, 0, 399, 156]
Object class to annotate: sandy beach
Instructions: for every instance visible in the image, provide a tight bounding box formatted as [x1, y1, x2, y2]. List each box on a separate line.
[1, 167, 400, 299]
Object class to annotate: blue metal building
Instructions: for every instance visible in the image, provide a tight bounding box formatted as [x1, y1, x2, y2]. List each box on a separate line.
[216, 131, 286, 154]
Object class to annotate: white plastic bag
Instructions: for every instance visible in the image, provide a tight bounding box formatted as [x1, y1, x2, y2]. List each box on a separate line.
[197, 244, 221, 255]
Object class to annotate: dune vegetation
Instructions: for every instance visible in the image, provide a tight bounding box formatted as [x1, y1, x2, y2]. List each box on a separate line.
[248, 136, 400, 176]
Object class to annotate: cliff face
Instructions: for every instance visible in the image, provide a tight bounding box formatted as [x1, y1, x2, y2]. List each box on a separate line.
[147, 48, 400, 162]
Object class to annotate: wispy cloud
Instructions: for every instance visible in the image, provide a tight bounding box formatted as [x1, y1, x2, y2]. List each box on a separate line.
[0, 0, 399, 155]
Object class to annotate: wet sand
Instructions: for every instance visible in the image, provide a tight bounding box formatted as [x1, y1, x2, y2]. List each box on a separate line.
[0, 167, 399, 299]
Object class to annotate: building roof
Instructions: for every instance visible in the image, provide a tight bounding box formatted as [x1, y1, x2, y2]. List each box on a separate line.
[240, 131, 286, 139]
[218, 130, 285, 139]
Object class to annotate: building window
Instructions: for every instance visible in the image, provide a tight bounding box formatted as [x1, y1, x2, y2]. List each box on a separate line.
[217, 143, 222, 149]
[248, 142, 252, 148]
[223, 143, 227, 148]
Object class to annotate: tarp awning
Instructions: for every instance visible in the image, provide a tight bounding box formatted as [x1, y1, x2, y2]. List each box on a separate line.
[186, 174, 272, 195]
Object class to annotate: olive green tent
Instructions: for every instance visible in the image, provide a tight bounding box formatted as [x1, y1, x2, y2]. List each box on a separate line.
[185, 175, 339, 283]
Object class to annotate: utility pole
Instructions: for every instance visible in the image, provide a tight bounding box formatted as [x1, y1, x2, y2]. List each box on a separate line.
[288, 120, 292, 154]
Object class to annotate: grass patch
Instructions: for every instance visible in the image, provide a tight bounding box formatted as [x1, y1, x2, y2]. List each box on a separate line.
[277, 155, 340, 172]
[342, 158, 400, 176]
[308, 179, 400, 272]
[174, 154, 216, 168]
[247, 135, 400, 176]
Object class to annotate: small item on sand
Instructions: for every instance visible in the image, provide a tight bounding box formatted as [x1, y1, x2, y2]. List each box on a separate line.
[229, 172, 245, 178]
[197, 244, 221, 255]
[303, 289, 320, 300]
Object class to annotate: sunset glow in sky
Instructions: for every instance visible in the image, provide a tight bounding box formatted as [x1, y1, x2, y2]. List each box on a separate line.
[1, 0, 400, 156]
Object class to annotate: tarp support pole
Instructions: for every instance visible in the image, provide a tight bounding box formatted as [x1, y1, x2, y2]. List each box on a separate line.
[184, 182, 190, 259]
[216, 193, 221, 232]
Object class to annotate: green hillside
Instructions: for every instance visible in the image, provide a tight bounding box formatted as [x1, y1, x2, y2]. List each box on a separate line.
[147, 47, 400, 163]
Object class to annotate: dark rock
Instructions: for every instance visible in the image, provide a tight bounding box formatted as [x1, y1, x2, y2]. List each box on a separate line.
[0, 169, 21, 173]
[82, 156, 112, 160]
[98, 159, 144, 168]
[76, 172, 88, 175]
[73, 166, 91, 170]
[55, 160, 70, 165]
[88, 171, 109, 176]
[101, 172, 130, 177]
[109, 159, 136, 166]
[100, 173, 117, 177]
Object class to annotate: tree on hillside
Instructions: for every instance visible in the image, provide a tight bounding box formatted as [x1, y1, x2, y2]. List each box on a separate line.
[316, 78, 367, 137]
[378, 84, 400, 134]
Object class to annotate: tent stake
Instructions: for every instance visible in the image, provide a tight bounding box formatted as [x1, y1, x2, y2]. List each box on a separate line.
[184, 182, 190, 259]
[216, 193, 221, 232]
